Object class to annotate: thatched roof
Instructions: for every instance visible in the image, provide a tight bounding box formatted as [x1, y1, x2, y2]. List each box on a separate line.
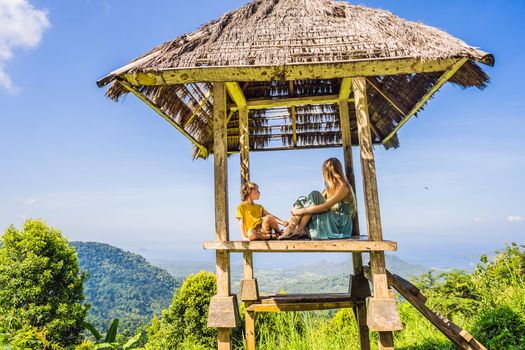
[98, 0, 493, 158]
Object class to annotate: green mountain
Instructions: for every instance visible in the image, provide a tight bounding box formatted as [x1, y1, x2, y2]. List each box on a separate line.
[72, 242, 180, 335]
[152, 253, 429, 294]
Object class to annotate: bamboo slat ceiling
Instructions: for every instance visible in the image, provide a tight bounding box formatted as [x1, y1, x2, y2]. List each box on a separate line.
[98, 0, 494, 159]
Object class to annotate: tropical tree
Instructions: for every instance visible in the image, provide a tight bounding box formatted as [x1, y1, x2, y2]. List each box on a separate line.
[0, 219, 89, 347]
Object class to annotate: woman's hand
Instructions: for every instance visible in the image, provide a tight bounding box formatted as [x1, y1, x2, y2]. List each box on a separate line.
[291, 208, 304, 216]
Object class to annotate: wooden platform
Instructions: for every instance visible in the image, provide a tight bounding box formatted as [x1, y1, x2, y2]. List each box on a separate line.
[203, 236, 396, 252]
[245, 293, 361, 312]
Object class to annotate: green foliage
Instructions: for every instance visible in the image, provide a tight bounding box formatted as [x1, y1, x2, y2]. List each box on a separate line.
[72, 242, 180, 335]
[84, 319, 145, 350]
[145, 271, 217, 350]
[472, 306, 525, 350]
[0, 219, 88, 347]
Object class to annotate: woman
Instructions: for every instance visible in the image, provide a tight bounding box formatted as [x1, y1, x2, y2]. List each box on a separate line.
[279, 158, 356, 240]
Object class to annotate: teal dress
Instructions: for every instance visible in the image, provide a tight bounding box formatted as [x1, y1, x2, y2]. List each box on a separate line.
[294, 191, 353, 240]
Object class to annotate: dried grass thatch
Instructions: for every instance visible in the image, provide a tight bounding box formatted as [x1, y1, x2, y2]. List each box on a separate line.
[98, 0, 493, 158]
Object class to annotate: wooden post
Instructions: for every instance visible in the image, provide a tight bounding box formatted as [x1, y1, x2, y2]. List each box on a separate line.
[339, 78, 370, 350]
[245, 310, 256, 350]
[240, 251, 259, 301]
[208, 82, 239, 350]
[353, 77, 401, 350]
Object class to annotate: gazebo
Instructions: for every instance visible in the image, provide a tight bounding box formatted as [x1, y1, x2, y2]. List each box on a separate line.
[97, 1, 494, 349]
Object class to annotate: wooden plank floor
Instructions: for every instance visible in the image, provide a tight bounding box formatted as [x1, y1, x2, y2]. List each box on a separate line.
[245, 293, 362, 312]
[203, 236, 396, 252]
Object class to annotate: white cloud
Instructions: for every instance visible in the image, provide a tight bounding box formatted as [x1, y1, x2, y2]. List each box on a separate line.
[23, 197, 38, 206]
[0, 0, 50, 93]
[474, 217, 488, 223]
[507, 215, 524, 223]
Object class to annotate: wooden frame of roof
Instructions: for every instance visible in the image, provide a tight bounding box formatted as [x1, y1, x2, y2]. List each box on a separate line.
[102, 57, 463, 87]
[106, 56, 476, 160]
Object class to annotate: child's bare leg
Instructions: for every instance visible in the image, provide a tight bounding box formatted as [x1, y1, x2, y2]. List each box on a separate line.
[248, 229, 272, 241]
[263, 215, 281, 233]
[261, 218, 272, 234]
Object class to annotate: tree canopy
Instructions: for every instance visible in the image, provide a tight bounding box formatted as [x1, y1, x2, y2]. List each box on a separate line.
[0, 219, 88, 347]
[145, 271, 217, 350]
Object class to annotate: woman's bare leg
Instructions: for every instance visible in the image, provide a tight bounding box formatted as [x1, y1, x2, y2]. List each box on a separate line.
[295, 214, 312, 234]
[279, 215, 302, 239]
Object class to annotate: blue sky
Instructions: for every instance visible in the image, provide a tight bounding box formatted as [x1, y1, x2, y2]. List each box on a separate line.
[0, 0, 523, 268]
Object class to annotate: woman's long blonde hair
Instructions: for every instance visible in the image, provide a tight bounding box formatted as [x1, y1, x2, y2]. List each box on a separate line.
[241, 181, 258, 201]
[323, 158, 357, 215]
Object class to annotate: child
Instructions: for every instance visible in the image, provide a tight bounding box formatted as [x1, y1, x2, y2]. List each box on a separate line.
[236, 182, 288, 241]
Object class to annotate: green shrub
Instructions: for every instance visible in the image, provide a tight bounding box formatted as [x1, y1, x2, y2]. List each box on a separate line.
[472, 305, 525, 350]
[145, 271, 216, 350]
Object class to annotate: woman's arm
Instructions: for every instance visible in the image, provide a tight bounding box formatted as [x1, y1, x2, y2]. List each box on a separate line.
[238, 219, 247, 239]
[292, 186, 349, 215]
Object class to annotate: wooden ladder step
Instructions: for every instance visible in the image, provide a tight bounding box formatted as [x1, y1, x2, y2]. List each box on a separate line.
[245, 293, 361, 312]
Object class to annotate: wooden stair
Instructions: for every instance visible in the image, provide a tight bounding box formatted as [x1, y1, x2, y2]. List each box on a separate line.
[385, 269, 487, 350]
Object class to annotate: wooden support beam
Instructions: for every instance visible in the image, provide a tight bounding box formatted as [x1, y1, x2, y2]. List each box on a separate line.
[210, 82, 235, 350]
[339, 78, 370, 349]
[213, 82, 229, 243]
[225, 82, 247, 107]
[245, 293, 360, 312]
[366, 78, 409, 116]
[218, 329, 232, 350]
[353, 76, 400, 348]
[353, 78, 384, 243]
[339, 78, 353, 100]
[243, 252, 254, 280]
[235, 94, 349, 110]
[339, 79, 371, 350]
[355, 303, 371, 350]
[110, 57, 461, 87]
[117, 80, 208, 158]
[183, 93, 211, 127]
[203, 238, 397, 252]
[245, 310, 256, 350]
[382, 58, 468, 145]
[240, 252, 259, 301]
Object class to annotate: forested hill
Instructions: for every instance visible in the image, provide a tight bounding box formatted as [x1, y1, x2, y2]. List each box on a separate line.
[71, 242, 180, 334]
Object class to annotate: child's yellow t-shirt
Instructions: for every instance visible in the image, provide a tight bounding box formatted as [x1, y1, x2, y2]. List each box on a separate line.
[236, 202, 269, 233]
